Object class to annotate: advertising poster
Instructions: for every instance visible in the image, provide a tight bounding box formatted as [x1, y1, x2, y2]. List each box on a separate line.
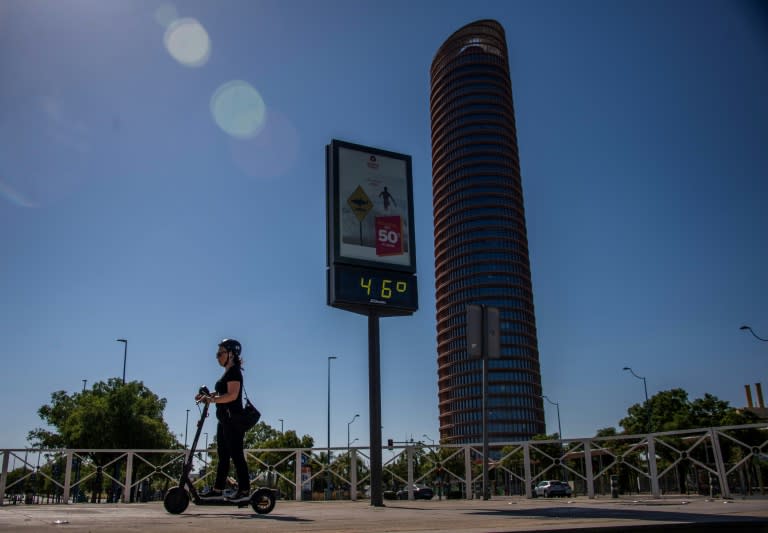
[336, 145, 413, 269]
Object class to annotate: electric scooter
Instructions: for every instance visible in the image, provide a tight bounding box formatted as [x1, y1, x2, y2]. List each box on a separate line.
[163, 386, 277, 515]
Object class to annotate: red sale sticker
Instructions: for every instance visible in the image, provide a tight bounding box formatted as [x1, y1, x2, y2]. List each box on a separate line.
[375, 216, 403, 256]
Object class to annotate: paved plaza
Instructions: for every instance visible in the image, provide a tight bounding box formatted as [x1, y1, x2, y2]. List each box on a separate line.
[1, 496, 767, 532]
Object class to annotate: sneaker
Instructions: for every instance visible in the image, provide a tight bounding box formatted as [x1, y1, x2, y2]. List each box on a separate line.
[200, 489, 225, 499]
[227, 490, 250, 503]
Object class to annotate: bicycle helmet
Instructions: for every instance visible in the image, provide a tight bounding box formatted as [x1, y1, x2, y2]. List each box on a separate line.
[218, 338, 242, 357]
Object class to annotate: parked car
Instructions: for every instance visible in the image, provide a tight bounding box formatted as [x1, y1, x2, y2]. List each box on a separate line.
[396, 484, 434, 500]
[534, 480, 572, 498]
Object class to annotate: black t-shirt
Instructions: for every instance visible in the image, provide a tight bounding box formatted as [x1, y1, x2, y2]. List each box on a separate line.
[215, 366, 243, 421]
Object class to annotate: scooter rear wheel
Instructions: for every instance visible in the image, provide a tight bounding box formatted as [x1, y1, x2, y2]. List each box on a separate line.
[250, 488, 276, 514]
[164, 487, 190, 514]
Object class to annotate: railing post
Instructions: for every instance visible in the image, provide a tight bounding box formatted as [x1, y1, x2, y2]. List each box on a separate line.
[709, 428, 731, 499]
[464, 445, 472, 499]
[63, 451, 73, 504]
[407, 445, 414, 500]
[124, 452, 133, 503]
[583, 439, 595, 499]
[523, 443, 532, 498]
[0, 450, 9, 505]
[294, 450, 302, 501]
[350, 449, 357, 501]
[647, 437, 660, 497]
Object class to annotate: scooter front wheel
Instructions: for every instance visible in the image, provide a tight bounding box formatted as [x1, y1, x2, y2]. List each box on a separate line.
[250, 488, 276, 514]
[164, 487, 190, 514]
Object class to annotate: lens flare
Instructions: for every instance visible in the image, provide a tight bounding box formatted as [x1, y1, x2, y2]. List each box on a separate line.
[163, 18, 210, 67]
[210, 81, 267, 139]
[230, 108, 299, 180]
[0, 179, 37, 208]
[154, 3, 178, 28]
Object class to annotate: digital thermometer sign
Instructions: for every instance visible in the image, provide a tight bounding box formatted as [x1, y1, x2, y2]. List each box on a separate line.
[327, 139, 418, 317]
[329, 264, 418, 314]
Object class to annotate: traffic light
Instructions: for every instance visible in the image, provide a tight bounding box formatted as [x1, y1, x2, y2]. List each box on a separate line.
[387, 438, 394, 450]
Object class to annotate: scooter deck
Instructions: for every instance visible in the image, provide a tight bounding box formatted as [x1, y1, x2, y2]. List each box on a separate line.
[192, 489, 273, 507]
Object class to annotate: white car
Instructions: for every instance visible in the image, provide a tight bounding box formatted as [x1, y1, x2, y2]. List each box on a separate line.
[534, 480, 572, 497]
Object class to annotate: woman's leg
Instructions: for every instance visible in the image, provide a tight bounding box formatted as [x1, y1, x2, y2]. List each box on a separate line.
[223, 424, 250, 493]
[214, 422, 232, 490]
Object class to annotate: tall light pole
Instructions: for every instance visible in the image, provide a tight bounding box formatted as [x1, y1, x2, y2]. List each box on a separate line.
[623, 367, 650, 433]
[116, 339, 128, 384]
[541, 395, 562, 439]
[82, 379, 87, 392]
[347, 414, 360, 450]
[741, 325, 768, 342]
[422, 434, 435, 446]
[327, 355, 337, 499]
[184, 409, 190, 449]
[542, 395, 565, 480]
[279, 418, 284, 433]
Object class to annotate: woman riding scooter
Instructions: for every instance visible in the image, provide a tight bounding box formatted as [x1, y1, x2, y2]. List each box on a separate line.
[195, 338, 250, 502]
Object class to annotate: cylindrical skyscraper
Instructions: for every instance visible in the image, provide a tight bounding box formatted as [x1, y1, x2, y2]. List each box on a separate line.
[430, 20, 545, 444]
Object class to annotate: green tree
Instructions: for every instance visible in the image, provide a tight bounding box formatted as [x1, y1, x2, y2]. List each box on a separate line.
[619, 389, 759, 495]
[619, 389, 756, 435]
[29, 379, 180, 502]
[29, 378, 178, 450]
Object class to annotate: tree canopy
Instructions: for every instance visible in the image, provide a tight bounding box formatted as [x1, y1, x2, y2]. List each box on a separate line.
[29, 378, 179, 450]
[619, 388, 757, 435]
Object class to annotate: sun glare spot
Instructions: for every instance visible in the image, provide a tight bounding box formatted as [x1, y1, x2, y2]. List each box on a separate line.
[154, 3, 178, 28]
[0, 179, 38, 208]
[210, 81, 267, 139]
[163, 18, 210, 67]
[229, 108, 300, 180]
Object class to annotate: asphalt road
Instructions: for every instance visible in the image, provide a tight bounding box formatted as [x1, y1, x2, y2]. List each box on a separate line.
[1, 496, 767, 532]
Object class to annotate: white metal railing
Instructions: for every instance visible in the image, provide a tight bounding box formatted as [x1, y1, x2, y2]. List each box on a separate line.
[1, 423, 766, 505]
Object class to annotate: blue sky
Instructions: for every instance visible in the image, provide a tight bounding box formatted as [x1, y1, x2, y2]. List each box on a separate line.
[1, 0, 766, 451]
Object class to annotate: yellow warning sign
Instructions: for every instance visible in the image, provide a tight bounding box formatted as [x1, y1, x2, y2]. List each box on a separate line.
[347, 185, 373, 222]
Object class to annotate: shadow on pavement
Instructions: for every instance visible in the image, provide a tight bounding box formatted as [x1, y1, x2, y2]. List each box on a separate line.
[184, 512, 313, 523]
[468, 505, 768, 525]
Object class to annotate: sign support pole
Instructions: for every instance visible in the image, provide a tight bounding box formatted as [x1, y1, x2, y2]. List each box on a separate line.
[368, 310, 384, 506]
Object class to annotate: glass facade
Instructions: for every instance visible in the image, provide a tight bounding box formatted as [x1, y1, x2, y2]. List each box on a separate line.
[430, 20, 545, 444]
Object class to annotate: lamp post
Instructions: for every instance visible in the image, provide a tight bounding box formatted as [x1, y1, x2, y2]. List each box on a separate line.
[623, 367, 650, 433]
[542, 395, 565, 481]
[347, 414, 360, 450]
[116, 339, 128, 384]
[741, 325, 768, 342]
[326, 355, 337, 499]
[541, 396, 562, 439]
[422, 434, 435, 446]
[279, 418, 284, 433]
[82, 379, 87, 392]
[184, 409, 190, 449]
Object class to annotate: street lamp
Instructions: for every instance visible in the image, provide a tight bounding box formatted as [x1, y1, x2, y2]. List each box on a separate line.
[541, 395, 563, 439]
[542, 395, 565, 481]
[422, 434, 435, 446]
[279, 418, 284, 433]
[116, 339, 128, 384]
[623, 367, 650, 432]
[347, 414, 360, 449]
[741, 325, 768, 342]
[82, 379, 87, 392]
[327, 355, 337, 499]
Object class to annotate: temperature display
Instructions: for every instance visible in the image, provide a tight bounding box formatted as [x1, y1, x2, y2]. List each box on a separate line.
[329, 264, 418, 314]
